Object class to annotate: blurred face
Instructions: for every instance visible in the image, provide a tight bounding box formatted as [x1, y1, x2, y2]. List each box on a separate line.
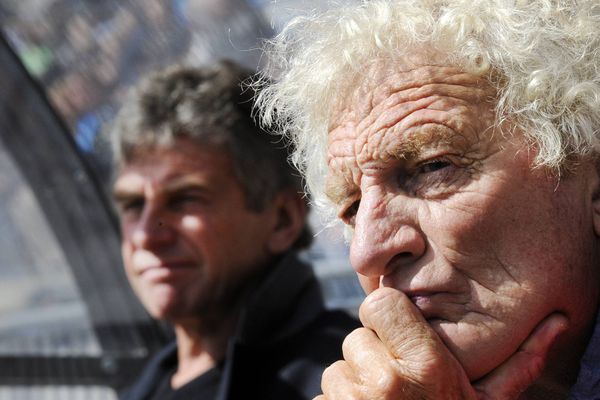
[113, 137, 276, 323]
[326, 63, 600, 380]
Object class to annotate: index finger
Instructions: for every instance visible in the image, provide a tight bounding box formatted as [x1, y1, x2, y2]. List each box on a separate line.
[358, 287, 477, 398]
[359, 287, 445, 360]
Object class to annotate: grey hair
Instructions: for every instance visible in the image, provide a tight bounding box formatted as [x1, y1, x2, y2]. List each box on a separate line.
[111, 60, 312, 248]
[255, 0, 600, 220]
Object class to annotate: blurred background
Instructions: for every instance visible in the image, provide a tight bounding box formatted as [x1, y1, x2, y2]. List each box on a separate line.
[0, 0, 363, 398]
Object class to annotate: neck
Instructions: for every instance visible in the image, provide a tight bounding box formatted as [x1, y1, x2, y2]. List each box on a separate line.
[170, 310, 240, 389]
[167, 261, 274, 389]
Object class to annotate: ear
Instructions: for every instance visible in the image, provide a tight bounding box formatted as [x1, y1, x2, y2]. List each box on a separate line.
[592, 158, 600, 236]
[266, 189, 308, 254]
[594, 197, 600, 237]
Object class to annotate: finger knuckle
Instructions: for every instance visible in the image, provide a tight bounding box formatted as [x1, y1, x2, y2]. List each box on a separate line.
[322, 360, 346, 382]
[342, 327, 372, 354]
[361, 288, 405, 316]
[376, 369, 405, 394]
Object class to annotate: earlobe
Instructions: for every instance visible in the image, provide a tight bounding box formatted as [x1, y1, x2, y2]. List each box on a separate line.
[266, 190, 307, 254]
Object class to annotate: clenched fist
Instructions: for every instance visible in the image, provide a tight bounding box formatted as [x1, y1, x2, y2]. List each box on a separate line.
[316, 288, 568, 400]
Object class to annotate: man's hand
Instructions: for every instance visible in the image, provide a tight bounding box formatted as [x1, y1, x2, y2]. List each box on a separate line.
[315, 287, 568, 400]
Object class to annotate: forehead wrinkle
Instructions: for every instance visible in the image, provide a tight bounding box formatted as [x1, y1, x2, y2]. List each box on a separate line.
[326, 64, 496, 203]
[328, 120, 357, 156]
[352, 65, 486, 122]
[355, 106, 479, 167]
[355, 96, 446, 165]
[327, 114, 363, 205]
[354, 81, 494, 166]
[329, 112, 396, 194]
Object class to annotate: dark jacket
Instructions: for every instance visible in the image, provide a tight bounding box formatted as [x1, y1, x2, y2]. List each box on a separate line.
[570, 310, 600, 399]
[119, 252, 360, 400]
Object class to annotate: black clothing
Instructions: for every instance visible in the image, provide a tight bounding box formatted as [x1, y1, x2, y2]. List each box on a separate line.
[120, 253, 360, 400]
[149, 361, 220, 400]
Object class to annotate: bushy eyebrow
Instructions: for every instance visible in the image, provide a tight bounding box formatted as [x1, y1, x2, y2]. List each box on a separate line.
[325, 171, 359, 205]
[385, 124, 462, 161]
[325, 124, 470, 206]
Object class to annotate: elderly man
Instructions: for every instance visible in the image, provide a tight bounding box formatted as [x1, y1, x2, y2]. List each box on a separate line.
[257, 0, 600, 398]
[110, 61, 358, 400]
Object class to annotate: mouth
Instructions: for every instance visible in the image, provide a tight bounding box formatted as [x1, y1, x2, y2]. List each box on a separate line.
[409, 294, 439, 319]
[137, 261, 197, 280]
[406, 291, 468, 322]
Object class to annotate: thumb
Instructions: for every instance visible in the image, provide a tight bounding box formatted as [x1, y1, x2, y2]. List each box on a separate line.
[474, 313, 569, 399]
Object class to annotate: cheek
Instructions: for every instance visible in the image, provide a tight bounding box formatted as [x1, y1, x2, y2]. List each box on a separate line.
[121, 242, 135, 276]
[182, 215, 201, 231]
[428, 174, 569, 284]
[426, 177, 599, 377]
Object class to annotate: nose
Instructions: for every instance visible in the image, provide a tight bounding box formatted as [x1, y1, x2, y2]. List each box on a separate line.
[349, 189, 426, 279]
[130, 206, 174, 250]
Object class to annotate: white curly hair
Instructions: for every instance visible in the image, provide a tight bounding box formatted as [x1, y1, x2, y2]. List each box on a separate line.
[255, 0, 600, 222]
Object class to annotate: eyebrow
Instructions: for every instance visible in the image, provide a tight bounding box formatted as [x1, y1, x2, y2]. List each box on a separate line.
[324, 125, 465, 205]
[387, 123, 462, 160]
[162, 175, 214, 195]
[112, 175, 213, 202]
[325, 173, 359, 205]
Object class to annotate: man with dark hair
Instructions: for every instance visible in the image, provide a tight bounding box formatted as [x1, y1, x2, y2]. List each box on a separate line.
[111, 60, 358, 400]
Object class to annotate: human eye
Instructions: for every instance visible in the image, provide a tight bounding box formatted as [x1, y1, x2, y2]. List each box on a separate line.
[402, 155, 468, 198]
[169, 190, 208, 211]
[339, 198, 361, 227]
[417, 159, 452, 174]
[116, 197, 145, 217]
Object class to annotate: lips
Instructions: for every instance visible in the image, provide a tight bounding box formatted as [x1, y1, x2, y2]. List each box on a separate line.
[406, 291, 469, 321]
[134, 260, 198, 281]
[409, 294, 439, 319]
[131, 250, 197, 273]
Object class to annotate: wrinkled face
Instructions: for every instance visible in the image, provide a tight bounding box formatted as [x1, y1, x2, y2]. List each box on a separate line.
[113, 137, 275, 323]
[326, 63, 600, 380]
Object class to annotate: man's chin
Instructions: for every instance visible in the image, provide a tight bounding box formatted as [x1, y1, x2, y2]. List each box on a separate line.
[143, 295, 183, 321]
[147, 305, 179, 321]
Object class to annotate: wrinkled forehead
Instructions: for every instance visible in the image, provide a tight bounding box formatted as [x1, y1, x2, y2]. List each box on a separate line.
[324, 58, 501, 202]
[329, 57, 496, 132]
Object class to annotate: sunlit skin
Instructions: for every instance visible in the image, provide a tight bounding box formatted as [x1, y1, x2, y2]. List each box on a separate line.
[113, 138, 278, 328]
[323, 61, 600, 396]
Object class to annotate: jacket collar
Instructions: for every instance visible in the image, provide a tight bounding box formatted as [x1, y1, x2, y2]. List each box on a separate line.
[120, 251, 324, 400]
[233, 251, 325, 346]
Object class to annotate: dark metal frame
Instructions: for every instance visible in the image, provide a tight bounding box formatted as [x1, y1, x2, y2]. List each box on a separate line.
[0, 32, 169, 389]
